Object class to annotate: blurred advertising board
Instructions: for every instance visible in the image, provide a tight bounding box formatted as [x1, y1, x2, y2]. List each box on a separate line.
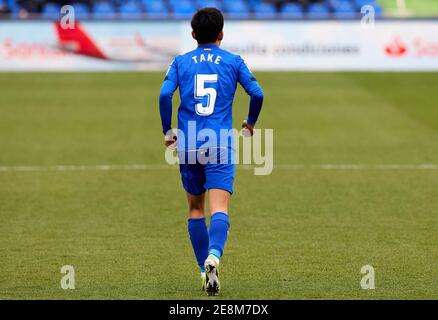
[0, 20, 437, 71]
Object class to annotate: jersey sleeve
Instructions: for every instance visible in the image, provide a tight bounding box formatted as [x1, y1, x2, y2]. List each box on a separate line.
[236, 56, 264, 126]
[159, 58, 179, 134]
[164, 57, 178, 85]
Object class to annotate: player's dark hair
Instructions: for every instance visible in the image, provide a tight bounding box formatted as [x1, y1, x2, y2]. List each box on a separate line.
[191, 8, 224, 44]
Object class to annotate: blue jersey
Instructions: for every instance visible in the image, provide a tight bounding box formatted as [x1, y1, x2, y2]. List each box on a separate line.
[159, 44, 263, 151]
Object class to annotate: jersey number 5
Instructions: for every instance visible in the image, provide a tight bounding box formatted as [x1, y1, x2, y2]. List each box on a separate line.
[194, 74, 218, 116]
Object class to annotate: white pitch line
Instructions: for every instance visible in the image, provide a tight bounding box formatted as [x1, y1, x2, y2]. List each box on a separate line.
[275, 164, 438, 170]
[0, 164, 173, 172]
[0, 164, 438, 172]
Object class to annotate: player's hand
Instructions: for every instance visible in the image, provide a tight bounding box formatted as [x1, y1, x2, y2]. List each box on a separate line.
[242, 120, 255, 137]
[164, 131, 177, 149]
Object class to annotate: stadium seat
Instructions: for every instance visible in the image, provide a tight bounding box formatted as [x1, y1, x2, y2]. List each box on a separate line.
[280, 3, 304, 19]
[42, 3, 61, 19]
[1, 0, 385, 21]
[0, 0, 10, 14]
[307, 2, 330, 19]
[143, 0, 169, 18]
[355, 0, 377, 7]
[171, 0, 196, 19]
[93, 2, 116, 19]
[247, 0, 262, 6]
[119, 1, 142, 19]
[253, 3, 277, 19]
[5, 0, 20, 18]
[354, 0, 383, 16]
[333, 1, 357, 18]
[71, 3, 90, 20]
[246, 0, 263, 10]
[3, 0, 16, 12]
[195, 0, 222, 10]
[223, 0, 250, 19]
[329, 0, 350, 7]
[374, 5, 383, 16]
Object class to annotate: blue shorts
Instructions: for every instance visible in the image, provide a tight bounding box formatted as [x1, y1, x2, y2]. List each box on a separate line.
[178, 147, 235, 196]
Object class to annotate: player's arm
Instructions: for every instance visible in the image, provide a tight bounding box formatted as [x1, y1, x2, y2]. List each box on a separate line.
[159, 58, 178, 147]
[236, 56, 264, 136]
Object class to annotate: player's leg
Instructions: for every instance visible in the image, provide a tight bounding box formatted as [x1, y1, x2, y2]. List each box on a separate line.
[203, 149, 234, 295]
[205, 155, 234, 262]
[179, 162, 209, 290]
[186, 191, 209, 290]
[207, 189, 230, 260]
[203, 189, 231, 296]
[186, 191, 205, 219]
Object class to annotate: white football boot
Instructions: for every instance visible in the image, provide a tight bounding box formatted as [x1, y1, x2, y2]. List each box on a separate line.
[201, 272, 206, 291]
[204, 255, 220, 296]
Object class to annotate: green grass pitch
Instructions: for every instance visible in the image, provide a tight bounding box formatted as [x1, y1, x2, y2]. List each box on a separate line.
[380, 0, 438, 16]
[0, 72, 437, 300]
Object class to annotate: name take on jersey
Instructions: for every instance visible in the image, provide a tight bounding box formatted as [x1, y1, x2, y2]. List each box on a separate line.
[191, 52, 223, 65]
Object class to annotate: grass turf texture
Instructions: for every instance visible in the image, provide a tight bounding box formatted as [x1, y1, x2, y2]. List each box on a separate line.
[380, 0, 438, 16]
[0, 72, 437, 300]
